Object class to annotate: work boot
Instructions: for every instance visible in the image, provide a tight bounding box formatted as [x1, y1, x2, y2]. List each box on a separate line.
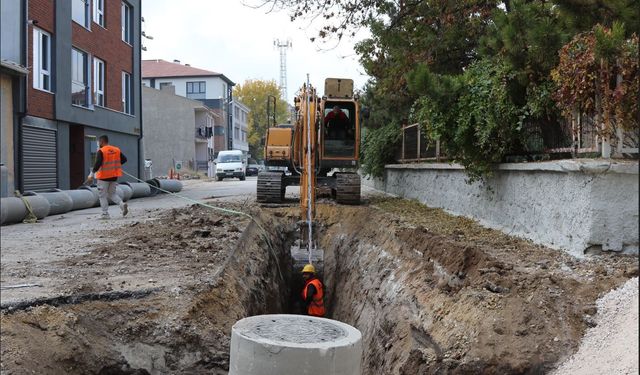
[121, 203, 128, 217]
[100, 213, 110, 220]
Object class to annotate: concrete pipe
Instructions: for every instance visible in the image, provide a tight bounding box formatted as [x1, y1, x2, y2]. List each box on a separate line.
[145, 179, 160, 196]
[118, 184, 133, 201]
[1, 164, 8, 198]
[229, 314, 362, 375]
[121, 182, 151, 199]
[157, 179, 183, 193]
[1, 197, 27, 225]
[2, 194, 51, 225]
[36, 189, 74, 216]
[78, 186, 101, 207]
[65, 189, 99, 210]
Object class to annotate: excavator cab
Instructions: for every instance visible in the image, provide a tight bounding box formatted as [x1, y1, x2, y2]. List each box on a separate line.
[322, 101, 357, 158]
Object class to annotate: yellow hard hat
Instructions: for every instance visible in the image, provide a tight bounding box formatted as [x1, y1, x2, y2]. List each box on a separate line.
[301, 264, 316, 274]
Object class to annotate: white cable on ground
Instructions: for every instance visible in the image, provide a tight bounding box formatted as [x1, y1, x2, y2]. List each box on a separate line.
[121, 171, 284, 281]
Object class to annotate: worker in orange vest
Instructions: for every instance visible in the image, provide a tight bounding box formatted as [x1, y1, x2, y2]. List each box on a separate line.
[301, 264, 325, 317]
[87, 135, 128, 220]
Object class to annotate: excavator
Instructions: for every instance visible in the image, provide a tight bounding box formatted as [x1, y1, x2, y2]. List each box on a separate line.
[257, 78, 362, 205]
[257, 77, 365, 274]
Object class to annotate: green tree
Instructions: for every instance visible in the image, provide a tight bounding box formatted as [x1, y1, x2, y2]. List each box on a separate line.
[233, 79, 289, 159]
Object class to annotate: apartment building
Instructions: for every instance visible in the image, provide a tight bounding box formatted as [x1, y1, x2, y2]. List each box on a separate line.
[7, 0, 143, 192]
[230, 100, 249, 155]
[141, 59, 235, 155]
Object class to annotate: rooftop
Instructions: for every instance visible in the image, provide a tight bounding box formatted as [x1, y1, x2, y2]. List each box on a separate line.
[142, 59, 234, 84]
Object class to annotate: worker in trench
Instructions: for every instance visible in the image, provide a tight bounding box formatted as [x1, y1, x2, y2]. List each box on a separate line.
[301, 264, 325, 317]
[87, 135, 129, 220]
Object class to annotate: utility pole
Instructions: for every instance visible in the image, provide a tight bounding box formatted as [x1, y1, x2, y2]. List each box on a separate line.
[274, 38, 292, 101]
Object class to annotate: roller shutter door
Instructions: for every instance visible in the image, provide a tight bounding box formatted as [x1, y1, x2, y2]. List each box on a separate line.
[22, 126, 57, 192]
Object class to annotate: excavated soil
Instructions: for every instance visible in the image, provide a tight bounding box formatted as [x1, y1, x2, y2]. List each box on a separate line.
[1, 198, 637, 374]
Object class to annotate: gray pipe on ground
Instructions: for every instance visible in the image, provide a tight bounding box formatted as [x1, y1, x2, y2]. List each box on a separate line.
[0, 195, 51, 225]
[158, 179, 183, 193]
[34, 189, 74, 216]
[78, 186, 101, 207]
[65, 189, 98, 210]
[118, 184, 133, 201]
[145, 179, 160, 196]
[121, 182, 151, 198]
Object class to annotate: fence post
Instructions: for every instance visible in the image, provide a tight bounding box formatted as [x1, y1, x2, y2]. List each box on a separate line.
[401, 124, 405, 162]
[571, 108, 579, 158]
[417, 124, 421, 160]
[435, 139, 440, 162]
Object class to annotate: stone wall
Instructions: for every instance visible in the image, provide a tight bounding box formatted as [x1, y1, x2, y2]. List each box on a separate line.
[365, 160, 639, 257]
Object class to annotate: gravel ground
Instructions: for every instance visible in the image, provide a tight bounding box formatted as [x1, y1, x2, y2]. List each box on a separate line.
[553, 277, 639, 375]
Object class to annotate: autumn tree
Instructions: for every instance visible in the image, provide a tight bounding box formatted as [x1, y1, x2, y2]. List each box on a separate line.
[233, 79, 290, 159]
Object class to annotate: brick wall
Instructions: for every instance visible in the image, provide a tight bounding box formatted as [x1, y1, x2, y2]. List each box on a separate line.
[27, 0, 56, 120]
[72, 0, 133, 112]
[27, 0, 134, 118]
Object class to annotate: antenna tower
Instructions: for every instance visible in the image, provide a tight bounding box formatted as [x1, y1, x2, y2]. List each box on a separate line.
[274, 38, 292, 100]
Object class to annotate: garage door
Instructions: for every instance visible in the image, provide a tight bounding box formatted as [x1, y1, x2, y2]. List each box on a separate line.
[22, 126, 57, 192]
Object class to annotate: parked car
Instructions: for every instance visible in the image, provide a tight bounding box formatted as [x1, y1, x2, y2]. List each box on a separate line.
[246, 164, 260, 176]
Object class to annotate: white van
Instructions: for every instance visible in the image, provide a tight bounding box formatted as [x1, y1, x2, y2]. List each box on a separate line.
[215, 150, 246, 181]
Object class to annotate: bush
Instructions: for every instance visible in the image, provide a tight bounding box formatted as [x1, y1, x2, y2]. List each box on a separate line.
[360, 122, 401, 178]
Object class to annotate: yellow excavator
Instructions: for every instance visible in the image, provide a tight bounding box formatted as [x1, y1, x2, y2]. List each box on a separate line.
[257, 77, 365, 272]
[257, 78, 363, 206]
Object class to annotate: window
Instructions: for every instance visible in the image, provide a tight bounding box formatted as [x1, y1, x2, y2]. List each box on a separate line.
[122, 71, 132, 114]
[73, 0, 90, 28]
[121, 2, 132, 44]
[33, 28, 51, 91]
[93, 58, 105, 106]
[214, 126, 225, 136]
[93, 0, 105, 27]
[159, 82, 173, 90]
[242, 130, 247, 142]
[186, 81, 206, 99]
[234, 107, 239, 117]
[234, 127, 240, 140]
[71, 48, 89, 107]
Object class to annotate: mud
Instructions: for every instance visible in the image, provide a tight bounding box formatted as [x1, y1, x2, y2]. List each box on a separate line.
[1, 198, 637, 374]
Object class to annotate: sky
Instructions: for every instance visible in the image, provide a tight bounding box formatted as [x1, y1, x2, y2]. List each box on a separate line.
[141, 0, 370, 103]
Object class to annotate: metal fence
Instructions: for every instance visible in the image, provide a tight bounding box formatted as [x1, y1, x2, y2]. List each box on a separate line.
[398, 114, 638, 163]
[399, 123, 443, 162]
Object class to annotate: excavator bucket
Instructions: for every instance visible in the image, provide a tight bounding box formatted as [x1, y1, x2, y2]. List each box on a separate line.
[290, 220, 324, 277]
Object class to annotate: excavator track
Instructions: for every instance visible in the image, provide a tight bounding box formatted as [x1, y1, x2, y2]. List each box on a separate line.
[335, 173, 361, 205]
[257, 172, 285, 203]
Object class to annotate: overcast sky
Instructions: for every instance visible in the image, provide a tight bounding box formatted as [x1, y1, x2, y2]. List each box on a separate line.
[141, 0, 369, 103]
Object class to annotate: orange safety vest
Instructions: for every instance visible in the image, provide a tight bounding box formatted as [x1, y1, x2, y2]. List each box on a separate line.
[302, 278, 325, 317]
[95, 145, 123, 180]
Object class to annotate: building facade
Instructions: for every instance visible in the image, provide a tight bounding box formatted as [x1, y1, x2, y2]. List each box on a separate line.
[142, 59, 236, 157]
[6, 0, 143, 192]
[142, 85, 218, 178]
[230, 100, 250, 155]
[1, 0, 28, 196]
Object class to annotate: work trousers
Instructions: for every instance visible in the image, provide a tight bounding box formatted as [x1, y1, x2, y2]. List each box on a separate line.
[97, 179, 123, 213]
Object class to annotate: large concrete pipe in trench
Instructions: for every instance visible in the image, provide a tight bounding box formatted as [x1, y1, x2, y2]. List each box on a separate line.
[34, 189, 74, 216]
[121, 182, 151, 199]
[0, 195, 51, 225]
[65, 189, 99, 210]
[229, 314, 362, 375]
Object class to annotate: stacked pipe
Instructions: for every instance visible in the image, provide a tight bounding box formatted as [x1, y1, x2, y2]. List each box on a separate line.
[0, 178, 183, 225]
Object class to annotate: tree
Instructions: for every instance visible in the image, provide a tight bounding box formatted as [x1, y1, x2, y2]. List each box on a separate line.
[233, 79, 289, 159]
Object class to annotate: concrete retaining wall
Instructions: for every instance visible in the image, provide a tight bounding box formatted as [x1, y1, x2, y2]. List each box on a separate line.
[366, 160, 639, 257]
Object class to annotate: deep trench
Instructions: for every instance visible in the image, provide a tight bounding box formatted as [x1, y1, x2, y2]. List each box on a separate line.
[3, 205, 609, 375]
